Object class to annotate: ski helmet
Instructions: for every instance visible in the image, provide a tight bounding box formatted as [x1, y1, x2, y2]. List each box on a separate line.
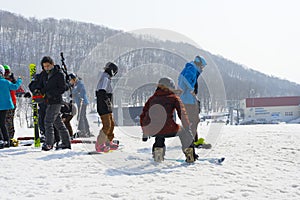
[68, 73, 77, 80]
[158, 77, 176, 90]
[3, 65, 11, 76]
[194, 55, 207, 67]
[3, 65, 10, 71]
[104, 62, 118, 77]
[0, 65, 4, 76]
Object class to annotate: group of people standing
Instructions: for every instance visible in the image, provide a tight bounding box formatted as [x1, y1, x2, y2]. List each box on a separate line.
[28, 56, 119, 152]
[1, 54, 207, 163]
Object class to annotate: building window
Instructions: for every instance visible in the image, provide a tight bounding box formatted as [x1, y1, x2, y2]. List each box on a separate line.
[285, 112, 293, 116]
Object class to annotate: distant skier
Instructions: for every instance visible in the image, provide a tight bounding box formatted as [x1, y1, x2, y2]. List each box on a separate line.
[0, 65, 22, 148]
[178, 55, 208, 146]
[140, 77, 198, 163]
[69, 73, 91, 137]
[95, 62, 119, 152]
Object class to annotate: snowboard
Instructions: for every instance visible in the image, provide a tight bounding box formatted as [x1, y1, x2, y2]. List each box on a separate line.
[87, 140, 120, 154]
[29, 63, 40, 147]
[165, 157, 225, 165]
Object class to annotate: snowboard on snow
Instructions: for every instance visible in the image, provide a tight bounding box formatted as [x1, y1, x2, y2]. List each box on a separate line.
[165, 157, 225, 164]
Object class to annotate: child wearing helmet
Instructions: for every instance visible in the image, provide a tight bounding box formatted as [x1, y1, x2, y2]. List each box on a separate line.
[95, 62, 119, 152]
[140, 77, 198, 163]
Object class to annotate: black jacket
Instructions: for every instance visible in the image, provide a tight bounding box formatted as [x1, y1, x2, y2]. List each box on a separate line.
[40, 65, 67, 105]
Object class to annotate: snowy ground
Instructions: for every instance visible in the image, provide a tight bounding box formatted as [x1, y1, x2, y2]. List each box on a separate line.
[0, 112, 299, 200]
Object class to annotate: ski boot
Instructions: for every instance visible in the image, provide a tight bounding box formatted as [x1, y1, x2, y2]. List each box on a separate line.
[42, 143, 53, 151]
[95, 142, 110, 153]
[0, 140, 4, 149]
[184, 148, 196, 163]
[106, 140, 119, 150]
[153, 147, 164, 162]
[10, 138, 19, 147]
[55, 143, 71, 150]
[194, 138, 212, 149]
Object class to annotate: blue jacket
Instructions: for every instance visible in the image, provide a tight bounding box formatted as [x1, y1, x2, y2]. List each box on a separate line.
[72, 79, 89, 106]
[178, 61, 202, 104]
[0, 77, 22, 110]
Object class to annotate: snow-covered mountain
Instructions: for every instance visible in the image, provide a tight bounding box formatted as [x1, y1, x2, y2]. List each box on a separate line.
[1, 9, 300, 112]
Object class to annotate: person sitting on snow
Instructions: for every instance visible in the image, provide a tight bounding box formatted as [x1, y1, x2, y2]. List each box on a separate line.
[140, 77, 198, 163]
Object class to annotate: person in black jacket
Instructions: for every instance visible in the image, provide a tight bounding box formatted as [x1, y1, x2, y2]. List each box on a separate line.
[39, 56, 71, 151]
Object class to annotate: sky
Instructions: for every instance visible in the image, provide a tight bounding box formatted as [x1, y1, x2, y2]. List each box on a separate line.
[1, 0, 300, 84]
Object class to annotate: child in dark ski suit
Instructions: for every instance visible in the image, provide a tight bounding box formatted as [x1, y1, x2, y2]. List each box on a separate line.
[140, 77, 198, 163]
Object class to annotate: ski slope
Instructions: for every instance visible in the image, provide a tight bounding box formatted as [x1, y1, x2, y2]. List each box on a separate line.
[0, 112, 299, 200]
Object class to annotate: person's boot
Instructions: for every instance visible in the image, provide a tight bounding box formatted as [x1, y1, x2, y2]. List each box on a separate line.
[153, 147, 164, 162]
[106, 140, 119, 150]
[95, 143, 110, 152]
[184, 148, 196, 163]
[95, 130, 109, 152]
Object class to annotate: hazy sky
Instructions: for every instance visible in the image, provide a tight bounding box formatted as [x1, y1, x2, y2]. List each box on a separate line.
[1, 0, 300, 84]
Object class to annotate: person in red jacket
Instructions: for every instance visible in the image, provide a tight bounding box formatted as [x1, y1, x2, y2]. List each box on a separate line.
[140, 77, 198, 163]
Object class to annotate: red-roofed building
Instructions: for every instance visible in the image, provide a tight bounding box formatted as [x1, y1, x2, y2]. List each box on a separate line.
[240, 96, 300, 123]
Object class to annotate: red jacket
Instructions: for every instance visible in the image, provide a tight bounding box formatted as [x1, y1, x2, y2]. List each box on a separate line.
[6, 77, 17, 105]
[140, 88, 190, 136]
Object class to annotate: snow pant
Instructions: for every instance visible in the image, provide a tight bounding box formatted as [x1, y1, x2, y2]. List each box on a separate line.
[0, 110, 9, 142]
[38, 103, 46, 135]
[78, 104, 90, 136]
[44, 104, 70, 147]
[152, 126, 195, 153]
[62, 114, 74, 137]
[184, 104, 200, 141]
[97, 113, 115, 144]
[5, 107, 16, 139]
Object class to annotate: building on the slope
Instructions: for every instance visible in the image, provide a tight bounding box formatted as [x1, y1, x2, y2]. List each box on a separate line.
[240, 96, 300, 124]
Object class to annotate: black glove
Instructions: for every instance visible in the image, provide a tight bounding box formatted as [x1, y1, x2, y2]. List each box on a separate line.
[142, 134, 149, 142]
[10, 73, 17, 83]
[24, 92, 31, 98]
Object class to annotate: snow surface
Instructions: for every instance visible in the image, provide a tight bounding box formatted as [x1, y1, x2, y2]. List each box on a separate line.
[1, 112, 300, 200]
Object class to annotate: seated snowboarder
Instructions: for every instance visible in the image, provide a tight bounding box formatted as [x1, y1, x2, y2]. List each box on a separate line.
[140, 77, 198, 163]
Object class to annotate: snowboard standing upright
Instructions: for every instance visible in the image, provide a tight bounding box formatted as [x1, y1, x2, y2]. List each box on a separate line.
[29, 63, 40, 147]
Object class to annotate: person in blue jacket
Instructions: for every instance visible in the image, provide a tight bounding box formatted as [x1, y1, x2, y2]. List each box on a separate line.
[0, 65, 22, 148]
[178, 55, 207, 143]
[69, 73, 91, 137]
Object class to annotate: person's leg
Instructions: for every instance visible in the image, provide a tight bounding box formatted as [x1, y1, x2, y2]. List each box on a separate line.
[44, 104, 61, 147]
[152, 136, 166, 162]
[0, 110, 9, 144]
[184, 104, 200, 141]
[81, 104, 90, 135]
[107, 113, 115, 141]
[177, 127, 198, 162]
[63, 115, 73, 137]
[38, 103, 46, 135]
[54, 113, 71, 147]
[5, 108, 15, 139]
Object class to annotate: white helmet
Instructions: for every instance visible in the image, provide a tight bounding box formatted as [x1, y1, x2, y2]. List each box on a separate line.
[0, 65, 4, 76]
